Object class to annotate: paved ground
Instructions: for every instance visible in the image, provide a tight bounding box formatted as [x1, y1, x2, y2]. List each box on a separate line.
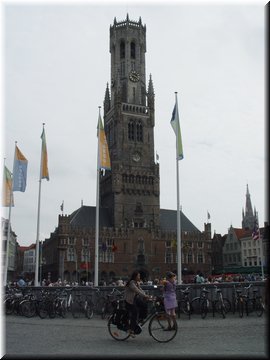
[2, 311, 268, 358]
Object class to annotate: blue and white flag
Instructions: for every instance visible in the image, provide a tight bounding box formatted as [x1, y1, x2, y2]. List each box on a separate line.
[13, 145, 28, 192]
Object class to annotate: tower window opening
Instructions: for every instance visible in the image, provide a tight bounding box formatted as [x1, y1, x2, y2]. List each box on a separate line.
[131, 42, 136, 59]
[128, 121, 135, 140]
[136, 121, 143, 142]
[120, 41, 125, 59]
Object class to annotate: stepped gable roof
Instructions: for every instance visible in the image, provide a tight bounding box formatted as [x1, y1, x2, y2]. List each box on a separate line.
[160, 209, 201, 233]
[69, 206, 112, 228]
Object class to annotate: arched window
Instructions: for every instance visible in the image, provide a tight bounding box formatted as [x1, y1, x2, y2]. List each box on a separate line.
[128, 121, 135, 140]
[136, 121, 143, 142]
[130, 42, 136, 59]
[120, 41, 125, 59]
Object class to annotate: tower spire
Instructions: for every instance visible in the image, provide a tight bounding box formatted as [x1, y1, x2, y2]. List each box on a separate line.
[242, 184, 256, 230]
[104, 82, 111, 115]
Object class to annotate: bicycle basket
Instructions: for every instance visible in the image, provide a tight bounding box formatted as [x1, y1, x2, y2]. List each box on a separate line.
[155, 296, 165, 312]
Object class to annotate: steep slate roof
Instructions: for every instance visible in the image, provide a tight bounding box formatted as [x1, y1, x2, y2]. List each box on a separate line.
[160, 209, 201, 233]
[68, 206, 201, 233]
[69, 206, 113, 228]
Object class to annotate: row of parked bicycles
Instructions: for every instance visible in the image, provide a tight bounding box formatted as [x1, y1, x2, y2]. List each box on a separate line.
[177, 283, 266, 319]
[3, 283, 266, 320]
[3, 286, 121, 319]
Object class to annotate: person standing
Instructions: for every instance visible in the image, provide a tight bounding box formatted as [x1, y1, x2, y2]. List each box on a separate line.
[162, 272, 177, 330]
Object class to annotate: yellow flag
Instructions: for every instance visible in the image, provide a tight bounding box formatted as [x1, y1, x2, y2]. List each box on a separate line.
[41, 128, 49, 180]
[98, 114, 111, 170]
[2, 166, 14, 207]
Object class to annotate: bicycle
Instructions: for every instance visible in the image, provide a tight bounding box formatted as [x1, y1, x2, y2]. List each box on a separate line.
[4, 288, 28, 316]
[190, 286, 210, 319]
[232, 284, 248, 318]
[211, 285, 231, 319]
[101, 288, 124, 319]
[108, 296, 178, 343]
[71, 291, 94, 319]
[177, 287, 191, 319]
[242, 284, 264, 317]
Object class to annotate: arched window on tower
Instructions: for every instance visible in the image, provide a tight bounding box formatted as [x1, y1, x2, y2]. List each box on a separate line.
[136, 121, 143, 142]
[120, 41, 125, 59]
[128, 121, 135, 140]
[130, 42, 136, 59]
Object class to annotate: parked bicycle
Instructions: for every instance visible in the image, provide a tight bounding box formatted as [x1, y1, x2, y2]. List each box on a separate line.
[101, 288, 124, 319]
[177, 286, 191, 319]
[108, 296, 177, 343]
[4, 287, 28, 316]
[211, 285, 231, 319]
[242, 284, 264, 317]
[71, 291, 94, 319]
[190, 286, 210, 319]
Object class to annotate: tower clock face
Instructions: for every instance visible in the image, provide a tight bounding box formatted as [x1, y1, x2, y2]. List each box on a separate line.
[129, 70, 140, 82]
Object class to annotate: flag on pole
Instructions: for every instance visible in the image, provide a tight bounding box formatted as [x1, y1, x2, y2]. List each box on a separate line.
[13, 145, 28, 192]
[2, 166, 14, 207]
[207, 212, 211, 220]
[98, 114, 111, 170]
[252, 218, 260, 240]
[170, 95, 183, 160]
[41, 128, 49, 180]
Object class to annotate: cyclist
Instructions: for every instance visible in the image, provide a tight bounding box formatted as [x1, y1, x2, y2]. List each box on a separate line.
[124, 271, 150, 336]
[162, 272, 177, 330]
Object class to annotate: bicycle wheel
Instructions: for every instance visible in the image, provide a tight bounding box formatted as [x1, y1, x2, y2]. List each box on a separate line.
[179, 300, 191, 319]
[190, 297, 201, 315]
[238, 298, 244, 318]
[255, 298, 264, 317]
[223, 298, 231, 313]
[20, 300, 36, 318]
[96, 297, 106, 315]
[149, 313, 177, 343]
[37, 301, 48, 319]
[200, 299, 209, 319]
[215, 300, 226, 319]
[107, 315, 130, 341]
[71, 300, 83, 318]
[85, 301, 94, 319]
[102, 301, 115, 320]
[57, 299, 66, 318]
[4, 299, 14, 315]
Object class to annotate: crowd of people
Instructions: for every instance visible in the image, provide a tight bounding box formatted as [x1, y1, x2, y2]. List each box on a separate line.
[8, 270, 266, 289]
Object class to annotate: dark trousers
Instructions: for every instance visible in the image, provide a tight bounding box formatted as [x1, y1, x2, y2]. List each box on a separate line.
[125, 298, 148, 331]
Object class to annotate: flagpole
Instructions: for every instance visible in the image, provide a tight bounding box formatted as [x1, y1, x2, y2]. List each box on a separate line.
[35, 124, 45, 286]
[175, 92, 182, 285]
[94, 107, 101, 287]
[3, 154, 14, 286]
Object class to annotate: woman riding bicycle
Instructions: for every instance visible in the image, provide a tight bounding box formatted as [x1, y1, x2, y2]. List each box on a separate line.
[124, 271, 150, 336]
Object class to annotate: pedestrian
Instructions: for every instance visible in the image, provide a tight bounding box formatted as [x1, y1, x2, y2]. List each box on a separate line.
[162, 271, 177, 330]
[195, 271, 205, 284]
[124, 270, 150, 336]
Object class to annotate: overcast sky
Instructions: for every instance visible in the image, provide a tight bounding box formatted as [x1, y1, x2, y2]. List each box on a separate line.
[1, 0, 266, 247]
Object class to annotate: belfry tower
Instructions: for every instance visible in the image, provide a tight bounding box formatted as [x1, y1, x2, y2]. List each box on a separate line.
[100, 15, 160, 230]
